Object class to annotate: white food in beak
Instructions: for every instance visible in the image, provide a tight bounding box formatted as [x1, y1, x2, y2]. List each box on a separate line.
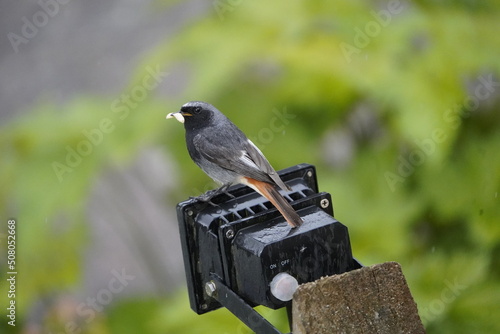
[166, 112, 185, 123]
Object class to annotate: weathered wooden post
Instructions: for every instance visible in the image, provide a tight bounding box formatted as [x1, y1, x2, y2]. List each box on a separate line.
[292, 262, 426, 334]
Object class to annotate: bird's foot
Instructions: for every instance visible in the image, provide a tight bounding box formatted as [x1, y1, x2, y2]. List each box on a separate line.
[218, 184, 235, 199]
[189, 198, 219, 208]
[190, 184, 235, 207]
[189, 192, 219, 207]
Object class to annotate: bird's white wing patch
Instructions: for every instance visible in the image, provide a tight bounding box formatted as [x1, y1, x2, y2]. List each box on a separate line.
[239, 150, 260, 170]
[245, 139, 290, 191]
[246, 139, 276, 175]
[247, 139, 265, 157]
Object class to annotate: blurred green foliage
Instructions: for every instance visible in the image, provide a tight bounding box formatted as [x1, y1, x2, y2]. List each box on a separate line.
[1, 0, 500, 333]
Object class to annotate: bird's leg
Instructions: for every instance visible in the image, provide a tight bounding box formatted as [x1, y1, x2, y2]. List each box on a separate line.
[216, 183, 237, 209]
[204, 183, 235, 199]
[189, 186, 218, 206]
[189, 184, 234, 206]
[216, 183, 235, 199]
[189, 197, 219, 208]
[189, 191, 218, 207]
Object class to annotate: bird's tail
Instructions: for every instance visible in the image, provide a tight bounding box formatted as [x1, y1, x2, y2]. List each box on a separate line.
[242, 177, 303, 228]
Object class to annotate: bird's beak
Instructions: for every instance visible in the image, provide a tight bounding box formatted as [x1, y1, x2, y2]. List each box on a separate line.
[166, 111, 191, 123]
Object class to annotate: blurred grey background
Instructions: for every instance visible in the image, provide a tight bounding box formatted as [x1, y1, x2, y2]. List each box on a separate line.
[0, 0, 208, 301]
[0, 0, 207, 121]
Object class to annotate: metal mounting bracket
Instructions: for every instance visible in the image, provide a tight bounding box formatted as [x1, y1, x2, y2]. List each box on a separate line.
[208, 275, 290, 334]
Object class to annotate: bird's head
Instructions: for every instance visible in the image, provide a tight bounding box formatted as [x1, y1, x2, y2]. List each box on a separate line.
[166, 101, 219, 129]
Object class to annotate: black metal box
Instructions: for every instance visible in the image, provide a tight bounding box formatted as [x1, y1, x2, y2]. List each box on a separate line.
[175, 163, 360, 314]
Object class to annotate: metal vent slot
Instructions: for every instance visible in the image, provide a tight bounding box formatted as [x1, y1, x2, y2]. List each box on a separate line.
[262, 202, 273, 210]
[223, 212, 241, 223]
[301, 189, 314, 197]
[288, 192, 303, 201]
[237, 208, 253, 218]
[250, 204, 267, 214]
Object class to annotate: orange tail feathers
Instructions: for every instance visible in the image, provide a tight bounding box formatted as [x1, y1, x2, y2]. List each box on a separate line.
[242, 177, 303, 228]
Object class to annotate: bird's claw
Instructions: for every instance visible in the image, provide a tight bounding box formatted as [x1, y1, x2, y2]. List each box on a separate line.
[189, 194, 219, 207]
[189, 184, 235, 207]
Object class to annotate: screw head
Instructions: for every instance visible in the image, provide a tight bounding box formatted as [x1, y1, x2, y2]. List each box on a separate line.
[205, 281, 217, 297]
[225, 228, 235, 239]
[307, 170, 313, 178]
[320, 198, 329, 209]
[187, 210, 194, 216]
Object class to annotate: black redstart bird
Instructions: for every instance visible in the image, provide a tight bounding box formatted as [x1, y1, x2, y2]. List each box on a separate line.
[167, 101, 303, 228]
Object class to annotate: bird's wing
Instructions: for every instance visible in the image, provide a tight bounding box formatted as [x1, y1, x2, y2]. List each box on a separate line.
[244, 139, 291, 192]
[193, 132, 288, 190]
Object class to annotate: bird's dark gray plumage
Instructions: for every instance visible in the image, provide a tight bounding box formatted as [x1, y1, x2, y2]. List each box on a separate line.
[167, 101, 302, 227]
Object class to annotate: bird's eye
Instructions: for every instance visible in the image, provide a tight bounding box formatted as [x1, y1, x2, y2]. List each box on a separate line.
[194, 107, 202, 114]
